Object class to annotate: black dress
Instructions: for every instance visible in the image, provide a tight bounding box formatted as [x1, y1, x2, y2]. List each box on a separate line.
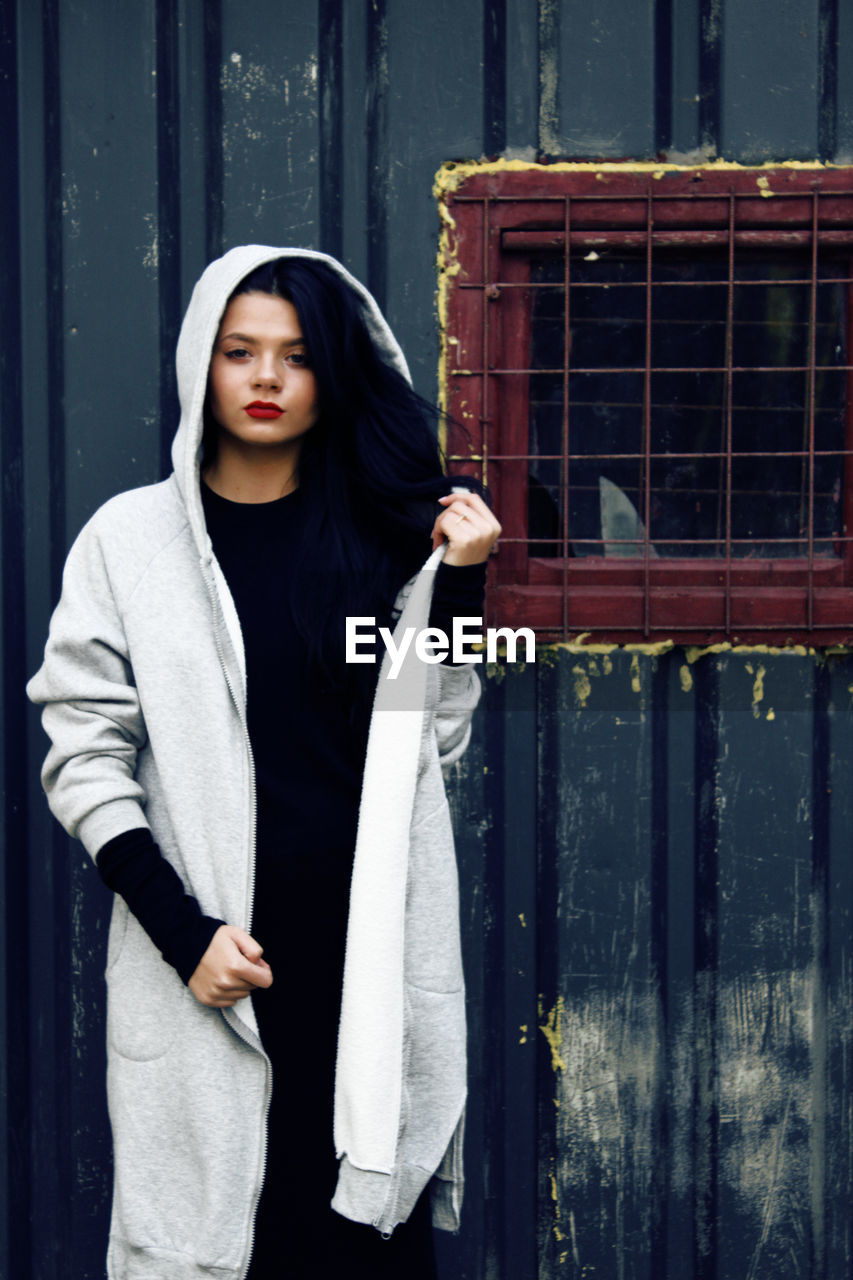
[202, 484, 439, 1280]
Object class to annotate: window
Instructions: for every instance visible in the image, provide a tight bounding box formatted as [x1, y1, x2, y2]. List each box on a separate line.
[438, 165, 853, 644]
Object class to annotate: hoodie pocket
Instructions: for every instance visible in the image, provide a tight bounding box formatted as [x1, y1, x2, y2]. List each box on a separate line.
[106, 914, 182, 1062]
[104, 897, 129, 976]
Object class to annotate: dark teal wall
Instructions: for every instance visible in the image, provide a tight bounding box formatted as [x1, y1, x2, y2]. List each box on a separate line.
[4, 2, 853, 1276]
[451, 648, 853, 1277]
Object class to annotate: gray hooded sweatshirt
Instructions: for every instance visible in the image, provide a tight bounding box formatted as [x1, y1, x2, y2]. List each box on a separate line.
[27, 245, 481, 1280]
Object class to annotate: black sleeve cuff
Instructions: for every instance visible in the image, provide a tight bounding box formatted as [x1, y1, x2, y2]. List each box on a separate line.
[96, 828, 225, 986]
[429, 559, 488, 663]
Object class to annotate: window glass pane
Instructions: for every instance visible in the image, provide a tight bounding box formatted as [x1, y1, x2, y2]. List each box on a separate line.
[527, 253, 848, 559]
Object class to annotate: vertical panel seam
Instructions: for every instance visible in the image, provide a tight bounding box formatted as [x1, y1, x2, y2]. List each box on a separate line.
[156, 0, 182, 478]
[319, 0, 343, 260]
[537, 0, 559, 158]
[40, 4, 71, 1271]
[0, 0, 27, 1265]
[654, 0, 674, 153]
[366, 0, 388, 311]
[698, 0, 721, 156]
[693, 656, 719, 1279]
[818, 0, 839, 162]
[810, 661, 830, 1280]
[484, 0, 507, 156]
[650, 658, 670, 1273]
[203, 0, 223, 261]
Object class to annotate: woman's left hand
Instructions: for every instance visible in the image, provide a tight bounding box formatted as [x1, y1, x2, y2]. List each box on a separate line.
[431, 490, 501, 566]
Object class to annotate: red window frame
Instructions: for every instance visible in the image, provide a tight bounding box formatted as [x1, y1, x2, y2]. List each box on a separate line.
[439, 164, 853, 645]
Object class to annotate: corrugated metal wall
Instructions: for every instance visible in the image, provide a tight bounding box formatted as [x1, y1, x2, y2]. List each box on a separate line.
[4, 1, 853, 1276]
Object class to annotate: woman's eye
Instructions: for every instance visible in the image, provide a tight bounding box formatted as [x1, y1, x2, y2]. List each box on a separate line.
[286, 351, 309, 367]
[224, 347, 250, 360]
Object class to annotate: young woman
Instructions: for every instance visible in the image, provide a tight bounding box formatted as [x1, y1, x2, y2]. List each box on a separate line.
[27, 245, 500, 1279]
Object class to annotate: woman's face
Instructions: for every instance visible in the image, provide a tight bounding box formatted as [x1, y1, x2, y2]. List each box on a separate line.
[207, 291, 320, 454]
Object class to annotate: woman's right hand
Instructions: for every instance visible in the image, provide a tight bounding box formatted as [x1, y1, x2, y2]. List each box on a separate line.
[189, 924, 273, 1007]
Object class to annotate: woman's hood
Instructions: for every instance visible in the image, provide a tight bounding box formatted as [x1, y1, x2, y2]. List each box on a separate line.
[172, 244, 411, 556]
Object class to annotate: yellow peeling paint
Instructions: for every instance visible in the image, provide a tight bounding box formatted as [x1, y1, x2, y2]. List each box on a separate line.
[745, 662, 766, 718]
[624, 640, 674, 656]
[484, 653, 528, 671]
[549, 1170, 559, 1202]
[519, 912, 527, 928]
[685, 641, 814, 663]
[685, 642, 731, 664]
[630, 654, 642, 694]
[540, 637, 836, 659]
[484, 639, 846, 669]
[556, 632, 618, 655]
[545, 637, 675, 657]
[680, 664, 694, 693]
[434, 158, 838, 201]
[573, 665, 592, 708]
[539, 996, 567, 1073]
[519, 1025, 528, 1045]
[756, 174, 774, 198]
[433, 169, 462, 461]
[766, 708, 776, 721]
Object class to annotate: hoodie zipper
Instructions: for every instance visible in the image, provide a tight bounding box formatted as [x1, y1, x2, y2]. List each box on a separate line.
[203, 563, 271, 1280]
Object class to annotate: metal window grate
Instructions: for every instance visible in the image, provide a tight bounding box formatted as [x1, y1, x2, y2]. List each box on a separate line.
[440, 167, 853, 644]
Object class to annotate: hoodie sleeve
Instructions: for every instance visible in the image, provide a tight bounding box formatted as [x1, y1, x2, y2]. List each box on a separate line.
[97, 829, 224, 985]
[26, 517, 151, 858]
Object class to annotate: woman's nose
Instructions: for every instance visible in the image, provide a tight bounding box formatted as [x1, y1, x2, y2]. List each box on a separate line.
[253, 354, 282, 387]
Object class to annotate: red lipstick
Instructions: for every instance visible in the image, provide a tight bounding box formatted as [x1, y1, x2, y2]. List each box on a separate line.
[244, 401, 284, 419]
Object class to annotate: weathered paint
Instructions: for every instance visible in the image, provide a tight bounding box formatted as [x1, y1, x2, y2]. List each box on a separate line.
[456, 646, 853, 1278]
[7, 4, 853, 1279]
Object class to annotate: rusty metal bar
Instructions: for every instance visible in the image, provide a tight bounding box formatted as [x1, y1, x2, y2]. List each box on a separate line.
[502, 230, 853, 250]
[643, 187, 654, 635]
[461, 276, 853, 289]
[807, 191, 820, 628]
[454, 365, 853, 376]
[450, 450, 852, 463]
[481, 196, 490, 490]
[843, 265, 853, 584]
[454, 187, 853, 204]
[561, 194, 571, 637]
[724, 191, 735, 632]
[509, 536, 852, 548]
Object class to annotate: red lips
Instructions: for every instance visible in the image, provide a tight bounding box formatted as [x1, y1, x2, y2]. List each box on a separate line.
[244, 401, 284, 419]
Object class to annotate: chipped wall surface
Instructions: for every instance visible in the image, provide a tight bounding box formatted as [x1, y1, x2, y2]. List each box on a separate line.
[7, 1, 853, 1278]
[448, 647, 853, 1278]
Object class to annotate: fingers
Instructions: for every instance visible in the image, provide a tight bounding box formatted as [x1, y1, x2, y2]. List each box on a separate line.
[242, 954, 273, 989]
[189, 925, 273, 1007]
[230, 925, 264, 964]
[438, 490, 494, 521]
[432, 490, 502, 566]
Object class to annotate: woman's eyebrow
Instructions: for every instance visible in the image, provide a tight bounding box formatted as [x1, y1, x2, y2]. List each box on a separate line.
[219, 331, 306, 346]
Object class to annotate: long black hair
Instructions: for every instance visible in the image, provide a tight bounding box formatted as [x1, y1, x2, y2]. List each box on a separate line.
[205, 255, 481, 701]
